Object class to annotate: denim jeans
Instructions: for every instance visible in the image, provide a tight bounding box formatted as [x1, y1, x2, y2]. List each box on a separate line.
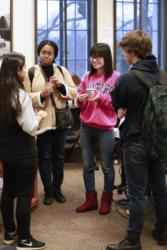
[1, 157, 37, 239]
[37, 129, 68, 195]
[80, 124, 115, 193]
[123, 140, 167, 241]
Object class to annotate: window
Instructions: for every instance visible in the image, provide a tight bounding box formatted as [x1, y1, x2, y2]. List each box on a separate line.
[36, 0, 96, 78]
[114, 0, 161, 73]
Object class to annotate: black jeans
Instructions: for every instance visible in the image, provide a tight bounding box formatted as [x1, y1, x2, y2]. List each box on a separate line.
[37, 129, 67, 196]
[0, 157, 37, 239]
[123, 140, 167, 242]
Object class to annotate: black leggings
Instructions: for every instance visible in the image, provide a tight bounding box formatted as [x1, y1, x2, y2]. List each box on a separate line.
[0, 158, 37, 239]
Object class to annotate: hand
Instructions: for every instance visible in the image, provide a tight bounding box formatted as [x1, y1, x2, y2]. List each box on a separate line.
[117, 108, 127, 119]
[49, 76, 62, 87]
[40, 85, 53, 98]
[78, 93, 89, 102]
[88, 90, 100, 101]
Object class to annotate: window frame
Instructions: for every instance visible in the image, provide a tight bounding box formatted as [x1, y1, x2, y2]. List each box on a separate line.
[34, 0, 97, 78]
[113, 0, 162, 73]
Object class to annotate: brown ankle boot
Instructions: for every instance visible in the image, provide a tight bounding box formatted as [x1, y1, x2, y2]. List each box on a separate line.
[99, 192, 112, 215]
[76, 192, 98, 213]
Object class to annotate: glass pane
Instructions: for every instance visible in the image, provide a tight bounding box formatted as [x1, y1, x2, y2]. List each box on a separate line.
[150, 31, 158, 57]
[67, 31, 76, 60]
[48, 30, 60, 44]
[116, 0, 160, 72]
[148, 3, 158, 31]
[48, 1, 60, 30]
[76, 1, 87, 30]
[37, 0, 91, 78]
[148, 0, 158, 3]
[76, 60, 88, 78]
[67, 60, 75, 74]
[116, 3, 123, 30]
[122, 3, 134, 30]
[38, 1, 47, 29]
[38, 30, 48, 42]
[67, 1, 76, 30]
[76, 31, 87, 60]
[116, 52, 129, 74]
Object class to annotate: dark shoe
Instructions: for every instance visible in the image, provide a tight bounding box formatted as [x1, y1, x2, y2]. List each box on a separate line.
[152, 228, 167, 246]
[43, 193, 54, 205]
[106, 238, 142, 250]
[16, 236, 46, 250]
[54, 192, 66, 203]
[3, 231, 17, 244]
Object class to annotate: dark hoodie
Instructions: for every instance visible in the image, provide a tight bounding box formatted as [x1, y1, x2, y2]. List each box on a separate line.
[111, 55, 160, 147]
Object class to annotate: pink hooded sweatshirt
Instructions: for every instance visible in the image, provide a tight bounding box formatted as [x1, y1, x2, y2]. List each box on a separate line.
[76, 70, 120, 130]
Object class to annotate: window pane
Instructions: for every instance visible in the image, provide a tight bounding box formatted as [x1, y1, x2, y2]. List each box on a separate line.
[67, 31, 76, 60]
[38, 1, 47, 29]
[37, 0, 93, 77]
[147, 3, 158, 31]
[76, 1, 88, 30]
[150, 31, 158, 56]
[76, 31, 87, 60]
[115, 0, 160, 72]
[48, 1, 60, 29]
[76, 60, 87, 78]
[67, 1, 76, 30]
[38, 30, 48, 42]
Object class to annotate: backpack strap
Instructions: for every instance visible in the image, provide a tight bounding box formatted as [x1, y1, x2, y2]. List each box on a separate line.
[57, 65, 64, 79]
[28, 66, 35, 88]
[131, 69, 154, 88]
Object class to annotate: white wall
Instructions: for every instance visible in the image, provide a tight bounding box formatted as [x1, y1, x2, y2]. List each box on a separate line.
[5, 0, 113, 67]
[13, 0, 35, 67]
[97, 0, 114, 51]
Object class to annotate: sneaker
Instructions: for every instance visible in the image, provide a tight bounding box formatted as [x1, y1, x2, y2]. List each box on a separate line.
[3, 231, 17, 245]
[152, 228, 167, 246]
[43, 193, 54, 205]
[16, 236, 46, 250]
[106, 238, 142, 250]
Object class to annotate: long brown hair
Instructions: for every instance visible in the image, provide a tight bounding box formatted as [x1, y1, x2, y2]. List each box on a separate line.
[0, 52, 25, 130]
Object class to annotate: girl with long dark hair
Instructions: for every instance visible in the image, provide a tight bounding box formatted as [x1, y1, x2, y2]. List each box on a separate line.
[76, 43, 120, 215]
[0, 52, 46, 250]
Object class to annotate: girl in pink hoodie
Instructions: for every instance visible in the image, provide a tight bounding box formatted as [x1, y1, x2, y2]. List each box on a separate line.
[76, 43, 120, 214]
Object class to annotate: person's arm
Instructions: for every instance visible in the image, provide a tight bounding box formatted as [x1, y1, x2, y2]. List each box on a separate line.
[17, 89, 39, 136]
[111, 74, 129, 111]
[50, 66, 77, 100]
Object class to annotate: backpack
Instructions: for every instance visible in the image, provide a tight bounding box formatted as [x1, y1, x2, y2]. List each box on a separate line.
[132, 69, 167, 163]
[28, 65, 64, 88]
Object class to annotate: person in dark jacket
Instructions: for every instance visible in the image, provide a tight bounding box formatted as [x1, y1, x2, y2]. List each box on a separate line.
[0, 52, 46, 250]
[106, 30, 167, 250]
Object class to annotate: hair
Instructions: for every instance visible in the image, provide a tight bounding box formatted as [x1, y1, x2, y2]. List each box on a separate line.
[89, 43, 113, 80]
[0, 52, 25, 130]
[37, 40, 58, 60]
[119, 30, 152, 59]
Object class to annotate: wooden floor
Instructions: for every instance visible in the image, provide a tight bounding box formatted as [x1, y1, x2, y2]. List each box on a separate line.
[0, 161, 166, 250]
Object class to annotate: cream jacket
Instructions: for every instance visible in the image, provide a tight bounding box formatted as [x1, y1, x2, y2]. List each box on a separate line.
[23, 63, 77, 134]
